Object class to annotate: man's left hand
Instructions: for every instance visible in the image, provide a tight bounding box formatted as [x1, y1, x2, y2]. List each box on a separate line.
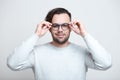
[69, 20, 88, 37]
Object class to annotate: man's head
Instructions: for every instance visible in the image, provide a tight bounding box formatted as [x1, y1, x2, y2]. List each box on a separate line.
[45, 8, 71, 44]
[45, 8, 71, 23]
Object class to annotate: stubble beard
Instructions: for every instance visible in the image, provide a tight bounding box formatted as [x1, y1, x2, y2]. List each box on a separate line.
[52, 33, 70, 44]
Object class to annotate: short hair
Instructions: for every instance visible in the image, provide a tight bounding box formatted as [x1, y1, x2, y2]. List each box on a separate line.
[45, 7, 71, 23]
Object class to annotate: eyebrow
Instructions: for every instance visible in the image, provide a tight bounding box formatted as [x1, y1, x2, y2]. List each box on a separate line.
[52, 23, 69, 25]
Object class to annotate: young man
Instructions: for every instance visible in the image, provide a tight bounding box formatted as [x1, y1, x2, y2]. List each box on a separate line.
[7, 8, 112, 80]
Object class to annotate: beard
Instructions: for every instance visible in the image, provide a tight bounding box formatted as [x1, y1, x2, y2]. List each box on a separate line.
[51, 32, 70, 44]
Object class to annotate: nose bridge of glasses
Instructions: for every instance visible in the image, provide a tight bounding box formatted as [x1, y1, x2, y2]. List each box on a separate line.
[58, 24, 63, 30]
[52, 23, 69, 30]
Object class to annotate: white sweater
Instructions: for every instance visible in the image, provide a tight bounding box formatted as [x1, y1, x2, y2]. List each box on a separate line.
[7, 33, 112, 80]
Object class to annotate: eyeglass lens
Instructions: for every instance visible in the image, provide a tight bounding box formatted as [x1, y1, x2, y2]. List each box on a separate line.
[51, 23, 69, 30]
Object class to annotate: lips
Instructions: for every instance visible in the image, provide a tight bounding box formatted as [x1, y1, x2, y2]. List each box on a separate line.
[56, 34, 65, 38]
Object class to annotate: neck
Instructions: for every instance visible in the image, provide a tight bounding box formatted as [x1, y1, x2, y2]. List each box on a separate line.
[51, 41, 70, 48]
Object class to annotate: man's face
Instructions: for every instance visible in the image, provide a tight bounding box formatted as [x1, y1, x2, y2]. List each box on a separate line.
[50, 13, 71, 44]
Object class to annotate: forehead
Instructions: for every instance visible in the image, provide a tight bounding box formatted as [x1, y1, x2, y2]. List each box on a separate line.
[52, 13, 70, 23]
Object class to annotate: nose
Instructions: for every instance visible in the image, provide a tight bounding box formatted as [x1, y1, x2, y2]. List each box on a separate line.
[58, 25, 63, 31]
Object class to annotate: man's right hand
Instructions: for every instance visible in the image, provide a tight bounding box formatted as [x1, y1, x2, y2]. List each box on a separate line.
[35, 21, 52, 37]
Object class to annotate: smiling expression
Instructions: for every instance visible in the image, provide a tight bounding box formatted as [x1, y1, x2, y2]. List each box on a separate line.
[50, 13, 71, 44]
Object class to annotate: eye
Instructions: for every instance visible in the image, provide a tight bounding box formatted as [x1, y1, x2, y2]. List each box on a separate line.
[52, 24, 59, 28]
[62, 23, 69, 27]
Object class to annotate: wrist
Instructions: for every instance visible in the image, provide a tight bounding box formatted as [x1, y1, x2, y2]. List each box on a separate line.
[35, 32, 42, 38]
[81, 31, 88, 37]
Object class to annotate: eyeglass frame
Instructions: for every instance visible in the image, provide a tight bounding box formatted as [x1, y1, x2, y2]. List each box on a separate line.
[51, 23, 70, 31]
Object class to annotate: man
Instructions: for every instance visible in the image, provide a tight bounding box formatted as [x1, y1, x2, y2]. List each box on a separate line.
[7, 8, 112, 80]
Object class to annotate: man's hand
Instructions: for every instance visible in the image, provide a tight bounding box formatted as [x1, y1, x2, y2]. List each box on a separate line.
[35, 21, 52, 37]
[69, 20, 88, 37]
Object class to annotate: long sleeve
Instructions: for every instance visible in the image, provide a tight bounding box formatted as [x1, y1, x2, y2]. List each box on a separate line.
[7, 34, 39, 71]
[83, 34, 112, 70]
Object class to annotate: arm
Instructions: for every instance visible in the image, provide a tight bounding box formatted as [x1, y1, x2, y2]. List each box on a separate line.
[7, 21, 52, 71]
[83, 34, 112, 70]
[7, 34, 39, 70]
[69, 20, 112, 70]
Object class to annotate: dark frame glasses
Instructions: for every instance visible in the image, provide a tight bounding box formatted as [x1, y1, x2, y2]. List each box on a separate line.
[51, 23, 70, 31]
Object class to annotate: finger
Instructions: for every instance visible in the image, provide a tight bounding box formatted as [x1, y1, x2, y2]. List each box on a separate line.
[72, 20, 80, 27]
[44, 26, 50, 32]
[69, 23, 77, 31]
[44, 22, 52, 29]
[43, 25, 49, 30]
[47, 23, 52, 29]
[69, 22, 78, 30]
[41, 25, 50, 31]
[69, 22, 74, 29]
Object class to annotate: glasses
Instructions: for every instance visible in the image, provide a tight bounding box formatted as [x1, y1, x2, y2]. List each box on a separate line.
[51, 23, 70, 31]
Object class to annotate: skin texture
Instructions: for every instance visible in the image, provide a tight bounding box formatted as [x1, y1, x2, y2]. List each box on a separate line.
[35, 13, 87, 47]
[50, 13, 71, 47]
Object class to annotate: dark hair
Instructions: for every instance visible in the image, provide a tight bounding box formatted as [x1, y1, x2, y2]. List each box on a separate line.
[45, 7, 71, 23]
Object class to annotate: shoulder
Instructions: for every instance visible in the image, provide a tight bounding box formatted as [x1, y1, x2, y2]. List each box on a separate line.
[70, 42, 87, 51]
[70, 42, 90, 55]
[34, 42, 51, 50]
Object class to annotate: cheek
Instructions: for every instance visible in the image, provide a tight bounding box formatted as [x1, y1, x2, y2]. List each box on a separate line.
[50, 30, 56, 36]
[65, 30, 71, 35]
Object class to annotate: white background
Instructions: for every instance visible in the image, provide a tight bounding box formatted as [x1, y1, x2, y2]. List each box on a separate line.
[0, 0, 120, 80]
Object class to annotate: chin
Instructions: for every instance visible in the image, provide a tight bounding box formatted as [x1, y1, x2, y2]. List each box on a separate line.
[55, 38, 69, 44]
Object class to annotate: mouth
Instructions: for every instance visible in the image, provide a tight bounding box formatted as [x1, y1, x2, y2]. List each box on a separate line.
[56, 34, 65, 38]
